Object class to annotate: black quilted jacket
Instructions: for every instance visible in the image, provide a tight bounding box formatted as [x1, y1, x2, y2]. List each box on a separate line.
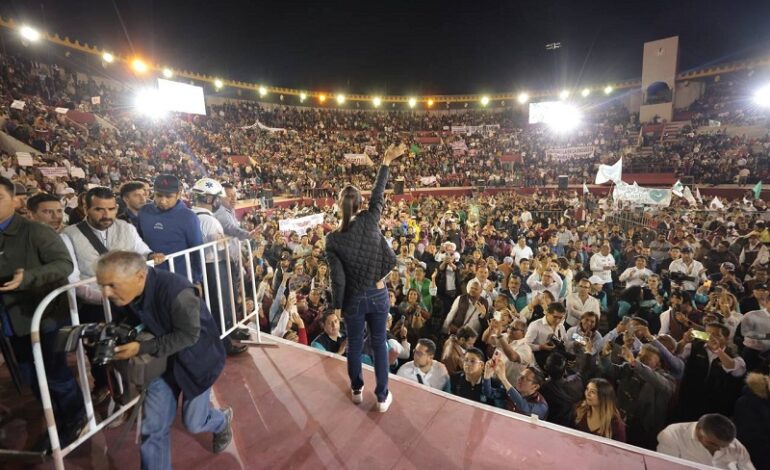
[325, 164, 397, 309]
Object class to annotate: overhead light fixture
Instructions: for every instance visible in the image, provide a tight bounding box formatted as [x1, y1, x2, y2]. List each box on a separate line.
[408, 97, 417, 108]
[480, 96, 490, 106]
[162, 68, 173, 78]
[754, 84, 770, 108]
[131, 58, 148, 74]
[336, 94, 346, 105]
[559, 90, 570, 100]
[319, 94, 326, 103]
[20, 26, 41, 42]
[299, 92, 307, 102]
[214, 79, 223, 90]
[604, 85, 614, 95]
[373, 96, 382, 107]
[134, 88, 168, 119]
[581, 88, 591, 97]
[102, 52, 115, 63]
[517, 92, 529, 104]
[259, 86, 268, 97]
[427, 99, 434, 107]
[545, 102, 582, 133]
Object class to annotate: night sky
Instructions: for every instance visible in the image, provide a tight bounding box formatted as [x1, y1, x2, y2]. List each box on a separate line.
[2, 0, 770, 95]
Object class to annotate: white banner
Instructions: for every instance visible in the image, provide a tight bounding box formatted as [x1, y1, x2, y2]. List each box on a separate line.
[343, 153, 374, 166]
[279, 213, 325, 234]
[91, 96, 101, 105]
[15, 151, 34, 166]
[55, 107, 70, 114]
[240, 120, 286, 133]
[364, 145, 377, 156]
[595, 157, 623, 185]
[39, 167, 69, 178]
[613, 182, 672, 206]
[450, 124, 500, 135]
[70, 167, 86, 179]
[420, 176, 438, 186]
[11, 100, 26, 110]
[451, 140, 468, 153]
[546, 145, 595, 161]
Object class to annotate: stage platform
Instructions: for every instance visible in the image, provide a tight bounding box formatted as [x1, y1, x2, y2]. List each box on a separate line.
[1, 336, 708, 469]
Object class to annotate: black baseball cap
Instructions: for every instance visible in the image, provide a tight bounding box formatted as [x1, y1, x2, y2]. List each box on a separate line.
[153, 174, 180, 194]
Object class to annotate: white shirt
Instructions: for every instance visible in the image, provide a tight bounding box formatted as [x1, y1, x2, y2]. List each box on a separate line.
[740, 308, 770, 352]
[497, 336, 534, 367]
[443, 295, 484, 334]
[565, 292, 601, 326]
[590, 253, 615, 284]
[396, 360, 449, 390]
[619, 267, 653, 288]
[512, 244, 533, 265]
[668, 259, 706, 291]
[656, 422, 755, 469]
[678, 344, 747, 377]
[526, 272, 563, 301]
[193, 207, 226, 263]
[524, 317, 566, 351]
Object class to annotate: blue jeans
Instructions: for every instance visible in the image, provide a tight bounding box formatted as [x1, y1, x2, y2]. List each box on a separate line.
[344, 287, 390, 402]
[141, 378, 226, 470]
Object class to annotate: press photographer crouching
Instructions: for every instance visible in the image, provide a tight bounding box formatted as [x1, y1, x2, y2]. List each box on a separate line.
[94, 251, 233, 469]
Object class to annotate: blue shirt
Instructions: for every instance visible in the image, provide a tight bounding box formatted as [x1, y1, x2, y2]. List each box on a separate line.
[138, 201, 204, 283]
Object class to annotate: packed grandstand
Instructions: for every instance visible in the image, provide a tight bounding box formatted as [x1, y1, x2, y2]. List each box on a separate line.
[1, 16, 770, 470]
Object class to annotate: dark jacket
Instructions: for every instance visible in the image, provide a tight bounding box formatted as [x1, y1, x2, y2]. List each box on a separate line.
[0, 216, 73, 336]
[326, 165, 397, 309]
[733, 375, 770, 470]
[123, 268, 225, 399]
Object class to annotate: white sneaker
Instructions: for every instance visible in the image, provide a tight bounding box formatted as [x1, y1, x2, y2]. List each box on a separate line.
[376, 391, 393, 413]
[351, 387, 364, 404]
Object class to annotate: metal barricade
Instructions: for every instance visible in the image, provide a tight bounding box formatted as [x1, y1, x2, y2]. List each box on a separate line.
[28, 238, 270, 470]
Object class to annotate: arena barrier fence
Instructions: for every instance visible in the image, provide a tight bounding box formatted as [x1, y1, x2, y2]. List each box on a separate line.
[29, 238, 272, 470]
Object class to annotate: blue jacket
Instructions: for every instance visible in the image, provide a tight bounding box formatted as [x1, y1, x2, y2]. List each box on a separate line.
[124, 268, 225, 398]
[139, 200, 204, 283]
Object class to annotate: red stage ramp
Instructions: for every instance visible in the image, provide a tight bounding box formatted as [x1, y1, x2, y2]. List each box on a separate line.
[39, 337, 707, 469]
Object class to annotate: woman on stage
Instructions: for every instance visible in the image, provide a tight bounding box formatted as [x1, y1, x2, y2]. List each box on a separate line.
[325, 143, 407, 412]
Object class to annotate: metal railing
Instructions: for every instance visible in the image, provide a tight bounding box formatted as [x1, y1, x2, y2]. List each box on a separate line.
[28, 237, 269, 469]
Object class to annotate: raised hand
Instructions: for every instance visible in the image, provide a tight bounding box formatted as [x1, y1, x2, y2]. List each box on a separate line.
[383, 143, 408, 166]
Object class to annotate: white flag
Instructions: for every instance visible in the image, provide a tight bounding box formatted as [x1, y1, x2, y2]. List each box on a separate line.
[583, 182, 590, 195]
[672, 180, 684, 197]
[695, 187, 703, 203]
[595, 157, 623, 184]
[709, 196, 724, 210]
[683, 186, 697, 205]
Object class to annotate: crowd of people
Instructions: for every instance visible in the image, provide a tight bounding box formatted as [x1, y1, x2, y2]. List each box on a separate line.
[0, 47, 769, 470]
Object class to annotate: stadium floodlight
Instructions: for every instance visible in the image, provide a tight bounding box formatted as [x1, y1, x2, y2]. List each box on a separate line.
[408, 97, 417, 108]
[604, 85, 613, 95]
[480, 96, 490, 106]
[299, 92, 307, 102]
[559, 89, 570, 100]
[517, 92, 529, 104]
[259, 86, 268, 97]
[134, 88, 168, 119]
[753, 85, 770, 108]
[20, 26, 41, 42]
[373, 96, 382, 107]
[131, 58, 148, 74]
[162, 68, 173, 78]
[319, 94, 326, 103]
[102, 52, 115, 63]
[336, 94, 346, 105]
[545, 102, 581, 133]
[214, 79, 224, 89]
[581, 88, 591, 98]
[427, 99, 434, 107]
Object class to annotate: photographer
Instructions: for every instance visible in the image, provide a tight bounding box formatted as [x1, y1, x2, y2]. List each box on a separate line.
[668, 246, 706, 293]
[565, 311, 603, 357]
[659, 291, 704, 341]
[95, 251, 232, 467]
[524, 302, 568, 368]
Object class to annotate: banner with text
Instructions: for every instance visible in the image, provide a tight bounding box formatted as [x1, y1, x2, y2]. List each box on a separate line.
[343, 153, 374, 166]
[613, 182, 672, 206]
[450, 124, 500, 135]
[279, 213, 325, 234]
[545, 146, 595, 161]
[38, 167, 69, 178]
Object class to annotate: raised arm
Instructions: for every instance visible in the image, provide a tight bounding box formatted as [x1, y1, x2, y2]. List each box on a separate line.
[369, 144, 407, 220]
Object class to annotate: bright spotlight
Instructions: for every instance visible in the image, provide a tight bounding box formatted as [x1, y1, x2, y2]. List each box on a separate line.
[259, 86, 268, 97]
[214, 79, 223, 90]
[427, 99, 434, 107]
[480, 96, 490, 106]
[545, 102, 581, 133]
[102, 52, 115, 63]
[581, 88, 591, 98]
[559, 90, 570, 100]
[162, 68, 173, 78]
[336, 94, 346, 105]
[131, 58, 148, 74]
[134, 88, 168, 119]
[517, 92, 529, 104]
[604, 85, 613, 95]
[20, 26, 41, 42]
[373, 96, 382, 107]
[319, 94, 326, 103]
[299, 92, 307, 102]
[755, 85, 770, 108]
[408, 97, 417, 108]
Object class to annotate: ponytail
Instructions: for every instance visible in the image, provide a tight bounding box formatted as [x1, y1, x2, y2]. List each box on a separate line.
[338, 185, 361, 233]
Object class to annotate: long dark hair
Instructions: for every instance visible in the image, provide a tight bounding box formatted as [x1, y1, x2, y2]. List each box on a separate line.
[337, 185, 362, 233]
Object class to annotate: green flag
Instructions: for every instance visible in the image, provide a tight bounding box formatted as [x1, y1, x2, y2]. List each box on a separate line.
[410, 143, 422, 155]
[753, 181, 763, 200]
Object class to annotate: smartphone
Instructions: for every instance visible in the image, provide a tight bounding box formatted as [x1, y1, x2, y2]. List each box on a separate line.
[691, 330, 711, 341]
[571, 332, 588, 346]
[703, 279, 713, 289]
[493, 311, 502, 322]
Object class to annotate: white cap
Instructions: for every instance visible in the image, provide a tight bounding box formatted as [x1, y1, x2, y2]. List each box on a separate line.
[588, 275, 605, 285]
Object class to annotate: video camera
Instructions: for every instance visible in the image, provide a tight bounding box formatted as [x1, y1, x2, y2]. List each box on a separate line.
[55, 322, 139, 366]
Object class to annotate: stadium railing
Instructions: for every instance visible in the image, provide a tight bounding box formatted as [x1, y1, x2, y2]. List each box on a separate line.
[28, 238, 269, 470]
